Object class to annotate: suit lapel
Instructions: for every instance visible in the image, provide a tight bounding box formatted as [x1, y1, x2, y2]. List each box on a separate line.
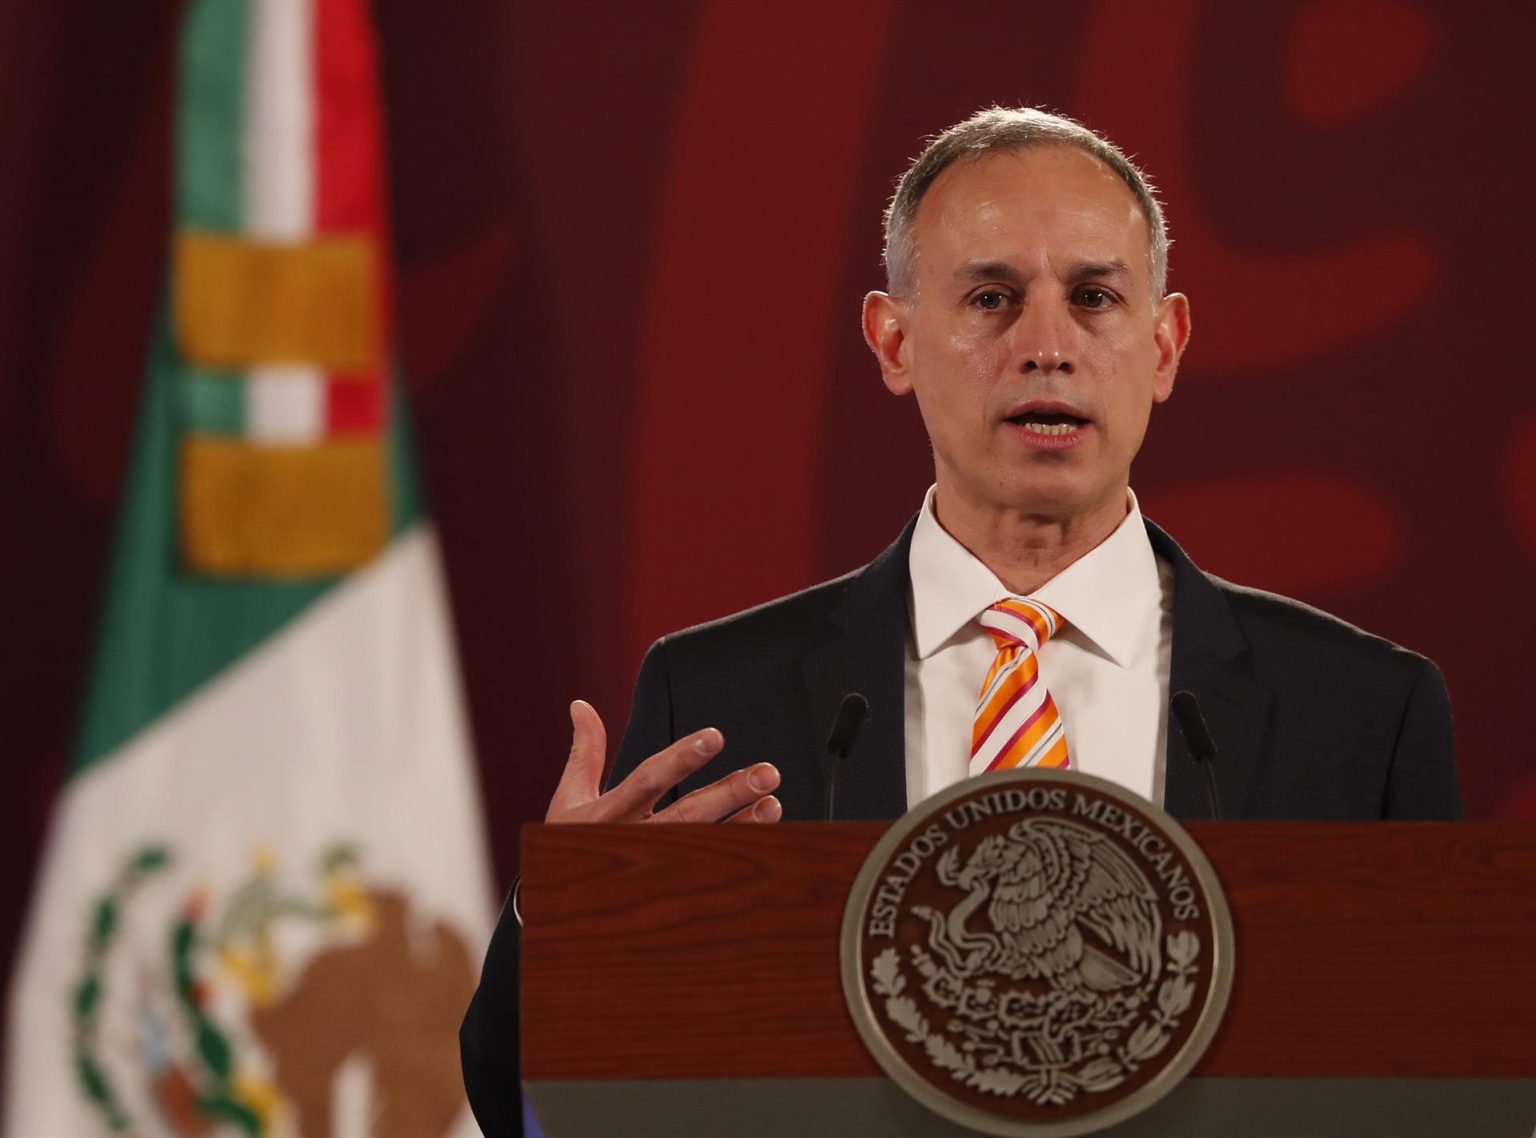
[802, 518, 916, 821]
[1147, 521, 1270, 820]
[799, 517, 1269, 821]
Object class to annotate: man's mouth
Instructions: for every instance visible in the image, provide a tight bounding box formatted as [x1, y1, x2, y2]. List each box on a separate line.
[1006, 411, 1088, 437]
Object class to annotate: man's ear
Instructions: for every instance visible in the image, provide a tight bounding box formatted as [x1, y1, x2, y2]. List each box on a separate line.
[1151, 292, 1191, 404]
[862, 291, 913, 396]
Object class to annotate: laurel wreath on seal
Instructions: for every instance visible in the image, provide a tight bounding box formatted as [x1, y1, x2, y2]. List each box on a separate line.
[871, 930, 1201, 1105]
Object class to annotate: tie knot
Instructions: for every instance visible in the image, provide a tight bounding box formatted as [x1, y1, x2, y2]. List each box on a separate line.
[979, 597, 1062, 653]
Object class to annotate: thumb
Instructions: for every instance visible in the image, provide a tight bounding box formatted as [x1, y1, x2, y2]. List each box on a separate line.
[550, 699, 608, 813]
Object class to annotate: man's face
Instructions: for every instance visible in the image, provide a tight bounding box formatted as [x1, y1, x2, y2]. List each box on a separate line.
[864, 147, 1190, 531]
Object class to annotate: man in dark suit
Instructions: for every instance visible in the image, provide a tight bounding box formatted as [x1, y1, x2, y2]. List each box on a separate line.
[539, 105, 1459, 829]
[461, 106, 1459, 1135]
[604, 516, 1458, 823]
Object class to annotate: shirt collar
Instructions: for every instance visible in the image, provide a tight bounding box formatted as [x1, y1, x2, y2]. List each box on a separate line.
[908, 485, 1161, 667]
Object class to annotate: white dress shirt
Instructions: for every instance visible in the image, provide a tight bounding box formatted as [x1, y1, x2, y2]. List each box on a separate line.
[903, 486, 1174, 807]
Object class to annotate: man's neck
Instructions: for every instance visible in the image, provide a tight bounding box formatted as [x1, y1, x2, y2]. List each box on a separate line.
[931, 486, 1130, 595]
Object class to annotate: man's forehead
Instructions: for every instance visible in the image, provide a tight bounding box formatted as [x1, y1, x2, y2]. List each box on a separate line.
[915, 147, 1149, 272]
[924, 146, 1139, 214]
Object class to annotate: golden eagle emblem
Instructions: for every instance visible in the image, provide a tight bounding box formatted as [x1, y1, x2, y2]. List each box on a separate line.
[916, 817, 1161, 994]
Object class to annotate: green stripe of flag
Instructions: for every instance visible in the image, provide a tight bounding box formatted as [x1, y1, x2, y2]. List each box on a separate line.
[178, 0, 247, 230]
[72, 307, 423, 776]
[178, 370, 245, 435]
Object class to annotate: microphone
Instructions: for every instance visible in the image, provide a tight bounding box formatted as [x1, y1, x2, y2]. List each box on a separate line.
[822, 693, 870, 821]
[1171, 690, 1222, 820]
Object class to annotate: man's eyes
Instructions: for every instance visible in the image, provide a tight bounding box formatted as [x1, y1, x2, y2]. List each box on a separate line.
[968, 286, 1119, 311]
[971, 290, 1014, 311]
[1073, 286, 1117, 310]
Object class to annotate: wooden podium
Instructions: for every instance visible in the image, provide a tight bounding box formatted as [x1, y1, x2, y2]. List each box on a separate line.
[521, 822, 1536, 1137]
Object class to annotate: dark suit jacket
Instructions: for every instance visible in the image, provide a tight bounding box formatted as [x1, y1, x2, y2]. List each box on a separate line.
[609, 517, 1460, 822]
[460, 517, 1461, 1136]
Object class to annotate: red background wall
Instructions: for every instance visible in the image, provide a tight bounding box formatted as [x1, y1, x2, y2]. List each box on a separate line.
[2, 0, 1533, 1046]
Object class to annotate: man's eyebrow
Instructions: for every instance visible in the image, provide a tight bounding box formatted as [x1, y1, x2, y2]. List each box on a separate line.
[1068, 260, 1132, 283]
[950, 259, 1135, 285]
[953, 260, 1024, 284]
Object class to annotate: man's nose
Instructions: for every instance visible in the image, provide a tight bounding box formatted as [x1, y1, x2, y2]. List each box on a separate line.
[1013, 299, 1076, 375]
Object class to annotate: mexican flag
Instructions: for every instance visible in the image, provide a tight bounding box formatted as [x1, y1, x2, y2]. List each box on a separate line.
[5, 2, 493, 1135]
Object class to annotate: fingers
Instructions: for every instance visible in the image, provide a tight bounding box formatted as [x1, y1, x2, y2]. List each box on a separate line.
[725, 794, 783, 824]
[546, 700, 608, 821]
[550, 714, 786, 824]
[652, 761, 781, 825]
[600, 728, 728, 820]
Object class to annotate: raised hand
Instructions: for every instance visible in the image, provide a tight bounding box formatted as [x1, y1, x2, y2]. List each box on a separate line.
[546, 700, 782, 824]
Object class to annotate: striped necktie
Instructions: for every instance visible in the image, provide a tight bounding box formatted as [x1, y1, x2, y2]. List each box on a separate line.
[969, 597, 1070, 775]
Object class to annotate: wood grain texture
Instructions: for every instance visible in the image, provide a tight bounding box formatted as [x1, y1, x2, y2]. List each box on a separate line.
[521, 822, 1536, 1080]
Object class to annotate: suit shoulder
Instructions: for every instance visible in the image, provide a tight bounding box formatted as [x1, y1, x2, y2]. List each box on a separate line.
[653, 566, 866, 657]
[1207, 573, 1432, 676]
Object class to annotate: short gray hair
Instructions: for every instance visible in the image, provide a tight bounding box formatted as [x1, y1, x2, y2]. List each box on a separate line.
[882, 106, 1170, 300]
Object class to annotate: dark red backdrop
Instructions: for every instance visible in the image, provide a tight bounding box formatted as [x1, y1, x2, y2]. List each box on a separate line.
[2, 2, 1533, 1084]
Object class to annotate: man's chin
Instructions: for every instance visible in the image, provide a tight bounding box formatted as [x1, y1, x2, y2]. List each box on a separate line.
[990, 478, 1129, 527]
[934, 464, 1126, 528]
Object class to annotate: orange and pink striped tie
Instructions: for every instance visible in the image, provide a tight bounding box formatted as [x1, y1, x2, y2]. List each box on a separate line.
[969, 598, 1070, 775]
